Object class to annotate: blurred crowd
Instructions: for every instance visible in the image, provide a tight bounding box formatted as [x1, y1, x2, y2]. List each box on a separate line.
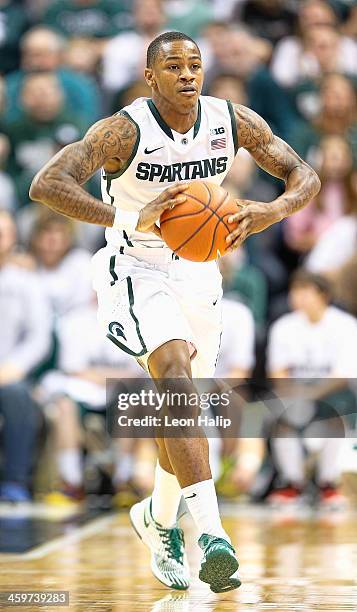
[1, 0, 357, 511]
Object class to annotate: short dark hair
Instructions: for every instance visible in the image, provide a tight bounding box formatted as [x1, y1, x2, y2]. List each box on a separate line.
[146, 31, 200, 68]
[290, 269, 331, 299]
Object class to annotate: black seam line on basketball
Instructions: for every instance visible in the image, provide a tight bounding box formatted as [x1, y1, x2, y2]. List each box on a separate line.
[173, 193, 226, 256]
[204, 193, 231, 261]
[175, 189, 230, 257]
[106, 276, 147, 357]
[160, 192, 231, 228]
[173, 183, 216, 254]
[163, 190, 230, 256]
[187, 191, 231, 231]
[103, 110, 141, 180]
[109, 254, 118, 286]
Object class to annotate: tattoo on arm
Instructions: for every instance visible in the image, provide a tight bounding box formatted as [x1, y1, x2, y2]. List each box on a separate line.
[29, 114, 137, 226]
[234, 104, 321, 217]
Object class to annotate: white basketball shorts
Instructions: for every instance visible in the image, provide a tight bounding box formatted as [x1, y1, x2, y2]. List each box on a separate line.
[91, 245, 223, 376]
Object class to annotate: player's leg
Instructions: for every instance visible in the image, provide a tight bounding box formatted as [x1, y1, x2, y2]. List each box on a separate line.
[147, 339, 240, 593]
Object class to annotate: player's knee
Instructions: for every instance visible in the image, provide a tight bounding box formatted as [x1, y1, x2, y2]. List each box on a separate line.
[148, 341, 192, 380]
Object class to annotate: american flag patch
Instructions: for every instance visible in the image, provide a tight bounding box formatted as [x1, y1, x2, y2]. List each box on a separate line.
[211, 138, 226, 150]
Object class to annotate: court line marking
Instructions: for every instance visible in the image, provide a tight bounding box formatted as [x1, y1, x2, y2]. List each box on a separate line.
[0, 514, 117, 562]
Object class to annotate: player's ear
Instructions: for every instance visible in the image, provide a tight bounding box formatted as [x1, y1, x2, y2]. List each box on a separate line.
[145, 68, 155, 88]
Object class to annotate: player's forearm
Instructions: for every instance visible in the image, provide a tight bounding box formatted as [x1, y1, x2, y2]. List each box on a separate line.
[30, 172, 115, 227]
[271, 164, 321, 222]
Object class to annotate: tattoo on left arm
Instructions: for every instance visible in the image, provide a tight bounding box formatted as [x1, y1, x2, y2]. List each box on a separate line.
[234, 104, 321, 219]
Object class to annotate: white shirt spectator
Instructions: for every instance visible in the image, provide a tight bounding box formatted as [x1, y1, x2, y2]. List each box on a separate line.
[305, 216, 357, 273]
[0, 264, 51, 374]
[41, 304, 142, 406]
[215, 298, 255, 377]
[37, 248, 93, 319]
[268, 306, 357, 377]
[102, 32, 154, 92]
[271, 35, 357, 87]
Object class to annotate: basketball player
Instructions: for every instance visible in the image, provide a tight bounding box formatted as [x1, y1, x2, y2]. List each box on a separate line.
[30, 31, 320, 593]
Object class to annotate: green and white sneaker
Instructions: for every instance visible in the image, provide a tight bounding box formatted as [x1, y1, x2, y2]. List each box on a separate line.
[198, 533, 241, 593]
[130, 497, 190, 590]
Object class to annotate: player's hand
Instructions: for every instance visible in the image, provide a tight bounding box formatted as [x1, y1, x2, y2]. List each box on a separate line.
[136, 184, 188, 236]
[226, 200, 280, 251]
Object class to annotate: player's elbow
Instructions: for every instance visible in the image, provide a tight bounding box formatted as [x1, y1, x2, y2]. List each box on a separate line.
[308, 165, 321, 198]
[29, 172, 47, 202]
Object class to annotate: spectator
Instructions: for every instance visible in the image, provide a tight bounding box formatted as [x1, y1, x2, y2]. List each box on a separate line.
[5, 26, 101, 126]
[284, 135, 356, 254]
[0, 0, 30, 75]
[165, 0, 214, 40]
[205, 28, 297, 141]
[0, 133, 17, 211]
[39, 300, 143, 506]
[214, 296, 263, 496]
[0, 209, 51, 502]
[290, 73, 357, 167]
[219, 251, 268, 329]
[101, 0, 166, 93]
[43, 0, 132, 40]
[3, 72, 86, 207]
[64, 38, 101, 77]
[272, 2, 357, 87]
[233, 0, 297, 46]
[29, 212, 93, 319]
[267, 270, 357, 507]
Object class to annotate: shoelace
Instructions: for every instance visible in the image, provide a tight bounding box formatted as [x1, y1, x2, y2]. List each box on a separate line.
[159, 527, 184, 563]
[200, 535, 235, 554]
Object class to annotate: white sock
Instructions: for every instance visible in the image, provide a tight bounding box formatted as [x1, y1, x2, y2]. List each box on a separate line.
[272, 438, 305, 486]
[151, 461, 182, 527]
[57, 449, 82, 486]
[182, 478, 230, 542]
[113, 453, 134, 484]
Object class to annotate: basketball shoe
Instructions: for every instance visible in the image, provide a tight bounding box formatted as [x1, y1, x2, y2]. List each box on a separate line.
[198, 534, 241, 593]
[130, 497, 190, 590]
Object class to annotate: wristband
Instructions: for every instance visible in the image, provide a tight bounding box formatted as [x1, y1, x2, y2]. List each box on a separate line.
[113, 208, 140, 233]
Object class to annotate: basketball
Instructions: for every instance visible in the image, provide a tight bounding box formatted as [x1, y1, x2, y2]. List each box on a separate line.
[160, 181, 239, 262]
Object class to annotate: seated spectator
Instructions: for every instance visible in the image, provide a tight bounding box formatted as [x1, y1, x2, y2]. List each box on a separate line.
[39, 300, 143, 507]
[214, 295, 263, 497]
[3, 72, 86, 207]
[43, 0, 132, 40]
[272, 2, 357, 87]
[0, 209, 51, 502]
[5, 27, 101, 126]
[165, 0, 214, 40]
[0, 0, 30, 75]
[266, 270, 357, 508]
[272, 0, 338, 87]
[284, 136, 356, 254]
[205, 28, 297, 141]
[233, 0, 297, 46]
[64, 38, 101, 77]
[219, 251, 268, 329]
[101, 0, 166, 93]
[110, 79, 151, 115]
[0, 134, 17, 211]
[290, 73, 357, 166]
[29, 212, 93, 319]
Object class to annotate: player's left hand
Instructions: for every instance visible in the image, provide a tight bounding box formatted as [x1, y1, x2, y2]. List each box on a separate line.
[226, 200, 280, 251]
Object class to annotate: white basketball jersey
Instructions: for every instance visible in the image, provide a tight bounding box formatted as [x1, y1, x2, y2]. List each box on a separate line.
[102, 96, 238, 249]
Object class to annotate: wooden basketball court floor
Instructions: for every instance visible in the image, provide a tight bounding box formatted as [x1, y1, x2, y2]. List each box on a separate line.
[0, 504, 356, 611]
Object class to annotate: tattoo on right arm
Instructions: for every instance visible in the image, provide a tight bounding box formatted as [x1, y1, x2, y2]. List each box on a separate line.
[29, 114, 137, 226]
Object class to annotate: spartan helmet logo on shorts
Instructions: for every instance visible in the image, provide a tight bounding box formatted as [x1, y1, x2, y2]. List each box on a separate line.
[108, 321, 127, 340]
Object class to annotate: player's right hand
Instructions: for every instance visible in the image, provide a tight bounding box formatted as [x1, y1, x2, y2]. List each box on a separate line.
[136, 183, 188, 236]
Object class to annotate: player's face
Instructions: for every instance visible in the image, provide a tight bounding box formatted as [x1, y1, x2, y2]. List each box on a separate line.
[146, 40, 204, 112]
